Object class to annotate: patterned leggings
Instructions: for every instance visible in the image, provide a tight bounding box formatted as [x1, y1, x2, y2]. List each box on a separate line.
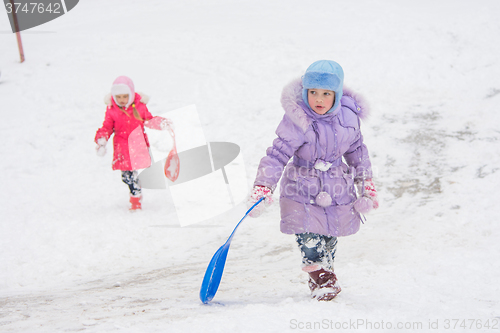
[121, 171, 142, 196]
[296, 233, 338, 272]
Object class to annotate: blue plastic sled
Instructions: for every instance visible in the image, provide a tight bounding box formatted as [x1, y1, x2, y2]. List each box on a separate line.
[199, 197, 265, 304]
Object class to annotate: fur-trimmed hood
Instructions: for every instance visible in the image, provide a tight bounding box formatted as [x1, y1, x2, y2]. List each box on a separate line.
[280, 78, 370, 132]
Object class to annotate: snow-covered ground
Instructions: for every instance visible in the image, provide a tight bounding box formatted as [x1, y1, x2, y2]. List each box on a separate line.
[1, 0, 500, 331]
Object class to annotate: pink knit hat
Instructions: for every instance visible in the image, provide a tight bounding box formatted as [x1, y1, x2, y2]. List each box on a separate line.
[111, 76, 135, 108]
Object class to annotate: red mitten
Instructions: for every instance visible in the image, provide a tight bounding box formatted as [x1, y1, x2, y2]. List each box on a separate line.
[354, 179, 379, 214]
[247, 186, 273, 218]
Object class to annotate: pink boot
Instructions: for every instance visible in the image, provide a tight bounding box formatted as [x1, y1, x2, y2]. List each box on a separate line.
[307, 267, 341, 301]
[129, 195, 142, 211]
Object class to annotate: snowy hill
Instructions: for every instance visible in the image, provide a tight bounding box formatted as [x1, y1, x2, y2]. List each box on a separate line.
[1, 0, 499, 332]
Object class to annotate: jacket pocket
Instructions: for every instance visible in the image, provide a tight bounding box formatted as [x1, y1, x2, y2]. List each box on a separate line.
[296, 176, 321, 198]
[283, 165, 320, 201]
[323, 167, 356, 205]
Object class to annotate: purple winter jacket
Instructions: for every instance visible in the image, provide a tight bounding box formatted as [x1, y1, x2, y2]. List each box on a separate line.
[254, 78, 372, 237]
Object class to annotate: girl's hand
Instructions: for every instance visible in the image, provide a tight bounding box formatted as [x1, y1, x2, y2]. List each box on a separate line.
[354, 179, 379, 214]
[247, 186, 273, 218]
[96, 137, 107, 157]
[144, 117, 174, 132]
[160, 118, 174, 131]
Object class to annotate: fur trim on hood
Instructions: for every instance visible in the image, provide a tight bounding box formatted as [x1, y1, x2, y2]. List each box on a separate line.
[280, 78, 369, 132]
[342, 87, 370, 120]
[280, 78, 312, 132]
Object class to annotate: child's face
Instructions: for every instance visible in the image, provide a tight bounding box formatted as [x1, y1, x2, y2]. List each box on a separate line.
[115, 94, 130, 107]
[307, 89, 335, 115]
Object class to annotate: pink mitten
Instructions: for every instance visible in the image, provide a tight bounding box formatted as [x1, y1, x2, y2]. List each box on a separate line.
[160, 118, 174, 131]
[354, 179, 379, 214]
[247, 186, 273, 218]
[145, 117, 173, 131]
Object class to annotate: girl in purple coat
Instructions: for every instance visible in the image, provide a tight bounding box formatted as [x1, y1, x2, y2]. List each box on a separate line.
[248, 60, 379, 301]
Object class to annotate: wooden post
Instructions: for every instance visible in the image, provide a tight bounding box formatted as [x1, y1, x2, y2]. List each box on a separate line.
[15, 32, 25, 63]
[10, 0, 25, 63]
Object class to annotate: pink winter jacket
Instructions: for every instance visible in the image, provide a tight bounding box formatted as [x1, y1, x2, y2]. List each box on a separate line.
[95, 93, 164, 171]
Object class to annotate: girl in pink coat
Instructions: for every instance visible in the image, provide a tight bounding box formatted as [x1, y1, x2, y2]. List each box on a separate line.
[95, 76, 172, 210]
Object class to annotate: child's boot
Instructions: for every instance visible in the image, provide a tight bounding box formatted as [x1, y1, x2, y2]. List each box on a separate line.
[129, 194, 142, 211]
[305, 266, 341, 301]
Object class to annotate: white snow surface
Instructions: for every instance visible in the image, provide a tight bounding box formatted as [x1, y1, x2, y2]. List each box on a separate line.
[1, 0, 500, 332]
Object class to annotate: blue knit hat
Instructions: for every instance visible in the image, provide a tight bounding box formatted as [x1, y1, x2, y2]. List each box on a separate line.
[302, 60, 344, 113]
